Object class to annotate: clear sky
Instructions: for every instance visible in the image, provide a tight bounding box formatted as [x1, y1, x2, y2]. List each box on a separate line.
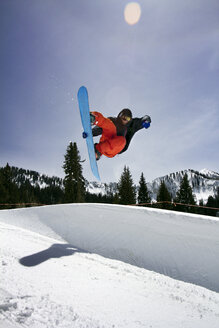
[1, 0, 219, 184]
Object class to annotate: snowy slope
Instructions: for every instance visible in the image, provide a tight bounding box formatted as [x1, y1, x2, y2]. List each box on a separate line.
[0, 204, 219, 328]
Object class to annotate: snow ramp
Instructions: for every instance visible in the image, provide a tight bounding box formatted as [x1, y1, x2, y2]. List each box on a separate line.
[0, 203, 219, 292]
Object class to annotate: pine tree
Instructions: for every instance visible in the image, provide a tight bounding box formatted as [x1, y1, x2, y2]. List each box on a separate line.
[157, 181, 172, 202]
[138, 172, 151, 204]
[117, 166, 136, 205]
[0, 163, 19, 204]
[175, 173, 196, 206]
[206, 188, 219, 216]
[63, 142, 85, 203]
[0, 168, 8, 204]
[156, 180, 172, 210]
[215, 187, 219, 208]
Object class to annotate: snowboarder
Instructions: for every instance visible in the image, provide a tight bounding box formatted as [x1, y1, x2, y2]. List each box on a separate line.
[90, 109, 151, 160]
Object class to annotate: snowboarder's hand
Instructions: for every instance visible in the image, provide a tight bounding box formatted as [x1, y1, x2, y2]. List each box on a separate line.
[90, 113, 96, 125]
[141, 115, 151, 129]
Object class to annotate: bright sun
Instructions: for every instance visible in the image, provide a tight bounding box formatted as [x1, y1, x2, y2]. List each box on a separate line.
[124, 2, 141, 25]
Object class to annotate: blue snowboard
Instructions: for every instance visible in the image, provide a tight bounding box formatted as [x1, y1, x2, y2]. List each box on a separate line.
[77, 86, 100, 181]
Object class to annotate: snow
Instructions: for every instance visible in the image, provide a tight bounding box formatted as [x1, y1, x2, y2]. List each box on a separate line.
[199, 168, 219, 178]
[195, 190, 215, 204]
[0, 204, 219, 328]
[86, 182, 106, 195]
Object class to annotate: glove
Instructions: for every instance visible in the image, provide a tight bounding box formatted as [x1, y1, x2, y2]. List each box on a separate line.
[141, 115, 151, 129]
[90, 113, 96, 125]
[142, 121, 150, 129]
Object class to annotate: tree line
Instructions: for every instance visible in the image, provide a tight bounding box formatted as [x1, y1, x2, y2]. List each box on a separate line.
[0, 164, 64, 207]
[0, 142, 218, 216]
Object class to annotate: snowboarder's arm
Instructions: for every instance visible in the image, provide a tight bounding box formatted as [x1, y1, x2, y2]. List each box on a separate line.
[119, 115, 151, 154]
[91, 111, 117, 135]
[91, 111, 109, 127]
[129, 116, 151, 131]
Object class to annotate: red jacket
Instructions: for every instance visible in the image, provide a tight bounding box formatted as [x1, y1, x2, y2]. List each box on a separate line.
[91, 111, 127, 158]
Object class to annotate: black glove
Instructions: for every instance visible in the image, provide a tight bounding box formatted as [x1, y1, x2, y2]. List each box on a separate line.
[90, 113, 96, 125]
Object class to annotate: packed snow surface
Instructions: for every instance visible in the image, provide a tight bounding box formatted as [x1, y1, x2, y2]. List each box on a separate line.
[0, 203, 219, 328]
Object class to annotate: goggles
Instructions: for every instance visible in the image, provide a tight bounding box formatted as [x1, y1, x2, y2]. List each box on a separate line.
[121, 115, 131, 122]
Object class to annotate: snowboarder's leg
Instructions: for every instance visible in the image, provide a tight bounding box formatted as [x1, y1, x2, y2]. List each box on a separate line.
[95, 136, 126, 158]
[91, 111, 126, 158]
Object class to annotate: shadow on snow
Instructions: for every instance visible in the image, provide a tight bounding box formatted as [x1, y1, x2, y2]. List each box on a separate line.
[19, 243, 87, 267]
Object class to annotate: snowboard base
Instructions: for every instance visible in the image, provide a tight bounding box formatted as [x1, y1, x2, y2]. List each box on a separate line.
[77, 86, 100, 181]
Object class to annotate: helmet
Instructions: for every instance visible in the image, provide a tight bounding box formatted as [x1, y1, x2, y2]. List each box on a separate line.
[118, 108, 132, 121]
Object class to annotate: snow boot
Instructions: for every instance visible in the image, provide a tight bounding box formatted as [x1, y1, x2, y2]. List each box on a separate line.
[94, 144, 102, 161]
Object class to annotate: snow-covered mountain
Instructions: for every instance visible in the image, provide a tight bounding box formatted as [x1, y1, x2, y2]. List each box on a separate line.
[10, 166, 64, 189]
[147, 169, 219, 203]
[87, 169, 219, 204]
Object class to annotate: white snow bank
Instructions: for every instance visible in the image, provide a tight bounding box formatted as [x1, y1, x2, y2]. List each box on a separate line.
[1, 221, 219, 328]
[0, 203, 219, 292]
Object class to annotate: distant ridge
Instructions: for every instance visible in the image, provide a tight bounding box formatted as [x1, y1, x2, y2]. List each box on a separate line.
[87, 168, 219, 204]
[147, 169, 219, 203]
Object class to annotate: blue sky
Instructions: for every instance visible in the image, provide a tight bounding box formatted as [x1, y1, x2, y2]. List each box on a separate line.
[1, 0, 219, 183]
